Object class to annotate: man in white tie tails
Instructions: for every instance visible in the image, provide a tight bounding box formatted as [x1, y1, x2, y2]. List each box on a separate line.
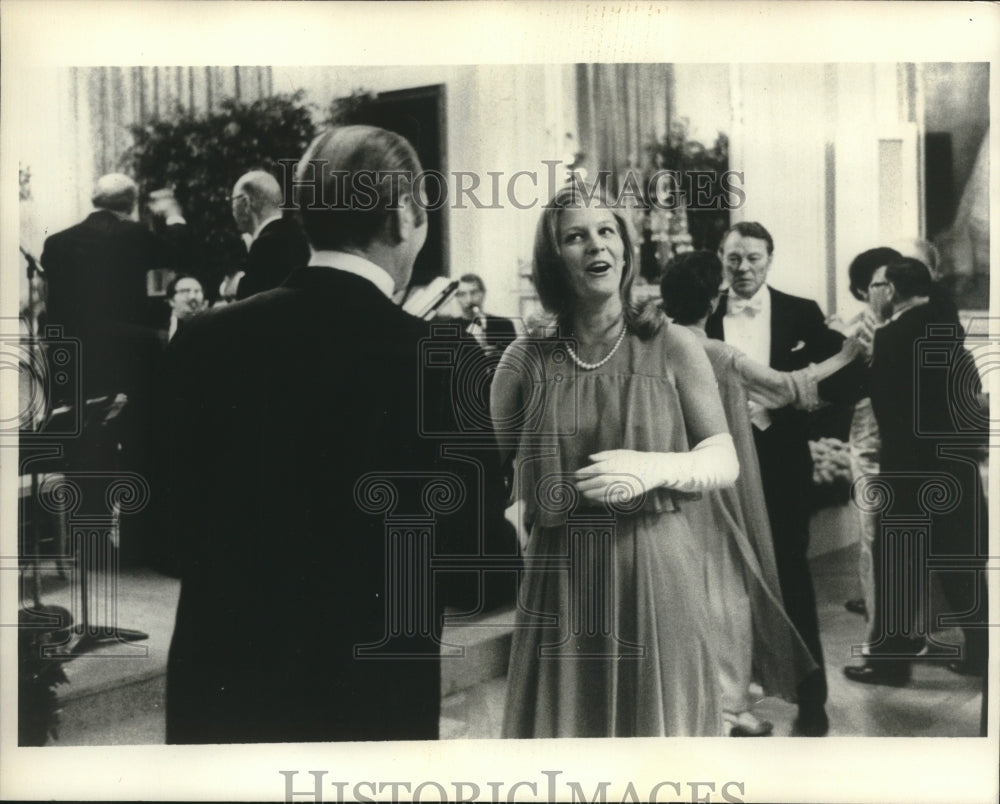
[706, 222, 862, 736]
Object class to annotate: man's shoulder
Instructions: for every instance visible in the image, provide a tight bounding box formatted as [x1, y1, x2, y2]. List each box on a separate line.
[884, 303, 941, 339]
[768, 286, 820, 311]
[256, 216, 308, 245]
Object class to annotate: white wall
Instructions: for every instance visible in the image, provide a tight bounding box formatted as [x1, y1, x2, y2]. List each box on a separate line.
[275, 65, 575, 323]
[730, 63, 920, 318]
[730, 63, 832, 309]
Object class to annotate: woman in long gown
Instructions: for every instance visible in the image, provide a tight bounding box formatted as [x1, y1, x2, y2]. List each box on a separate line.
[659, 250, 860, 736]
[492, 187, 739, 737]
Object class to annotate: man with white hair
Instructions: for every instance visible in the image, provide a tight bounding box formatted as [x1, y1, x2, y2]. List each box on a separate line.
[41, 172, 190, 402]
[222, 169, 310, 301]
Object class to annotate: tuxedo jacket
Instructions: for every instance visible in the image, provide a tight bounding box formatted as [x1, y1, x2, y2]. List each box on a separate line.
[41, 210, 190, 399]
[235, 216, 311, 301]
[445, 313, 517, 352]
[706, 286, 856, 491]
[162, 265, 485, 744]
[869, 303, 982, 473]
[478, 314, 518, 352]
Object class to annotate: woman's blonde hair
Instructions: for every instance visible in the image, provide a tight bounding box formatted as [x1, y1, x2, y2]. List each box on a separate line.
[531, 184, 663, 339]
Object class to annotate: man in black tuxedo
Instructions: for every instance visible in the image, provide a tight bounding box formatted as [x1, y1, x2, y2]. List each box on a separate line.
[453, 273, 518, 355]
[163, 126, 487, 744]
[224, 170, 310, 301]
[41, 173, 190, 404]
[707, 221, 856, 736]
[160, 274, 207, 345]
[844, 258, 987, 689]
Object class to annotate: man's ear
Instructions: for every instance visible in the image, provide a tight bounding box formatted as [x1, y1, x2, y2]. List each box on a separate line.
[390, 194, 421, 243]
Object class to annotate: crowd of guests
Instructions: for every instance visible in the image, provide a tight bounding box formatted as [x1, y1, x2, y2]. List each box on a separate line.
[34, 123, 987, 743]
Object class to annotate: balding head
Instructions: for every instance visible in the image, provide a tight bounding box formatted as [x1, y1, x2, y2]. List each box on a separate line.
[232, 170, 283, 235]
[92, 173, 138, 214]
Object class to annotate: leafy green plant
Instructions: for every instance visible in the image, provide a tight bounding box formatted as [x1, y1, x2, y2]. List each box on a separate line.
[325, 89, 378, 127]
[123, 91, 317, 294]
[646, 121, 731, 254]
[18, 605, 73, 746]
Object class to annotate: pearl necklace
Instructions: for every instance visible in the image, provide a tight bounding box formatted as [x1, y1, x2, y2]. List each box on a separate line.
[566, 323, 627, 370]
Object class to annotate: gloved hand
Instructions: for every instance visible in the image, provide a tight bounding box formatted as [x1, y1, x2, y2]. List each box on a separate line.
[573, 433, 739, 504]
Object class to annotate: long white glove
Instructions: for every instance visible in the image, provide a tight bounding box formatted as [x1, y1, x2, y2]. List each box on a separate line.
[574, 433, 739, 503]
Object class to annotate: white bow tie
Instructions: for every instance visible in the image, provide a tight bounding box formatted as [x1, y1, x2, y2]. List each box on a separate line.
[730, 296, 764, 317]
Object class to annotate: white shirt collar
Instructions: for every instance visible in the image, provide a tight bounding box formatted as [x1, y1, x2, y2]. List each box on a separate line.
[252, 213, 284, 243]
[309, 250, 396, 299]
[726, 282, 770, 313]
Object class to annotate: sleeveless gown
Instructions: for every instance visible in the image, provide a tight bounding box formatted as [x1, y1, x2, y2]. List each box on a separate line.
[500, 328, 723, 737]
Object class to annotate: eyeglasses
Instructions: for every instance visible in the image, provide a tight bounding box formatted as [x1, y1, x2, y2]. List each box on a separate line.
[868, 281, 890, 289]
[228, 194, 246, 203]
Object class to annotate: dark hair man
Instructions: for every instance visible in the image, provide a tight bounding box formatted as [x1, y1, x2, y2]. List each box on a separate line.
[707, 221, 863, 736]
[844, 258, 988, 694]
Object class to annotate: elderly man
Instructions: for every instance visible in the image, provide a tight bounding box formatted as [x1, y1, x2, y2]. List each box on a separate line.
[220, 170, 310, 301]
[41, 173, 190, 402]
[163, 126, 488, 744]
[707, 221, 861, 737]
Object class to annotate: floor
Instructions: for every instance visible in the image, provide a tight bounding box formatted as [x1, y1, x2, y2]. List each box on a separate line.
[20, 517, 986, 745]
[438, 545, 986, 740]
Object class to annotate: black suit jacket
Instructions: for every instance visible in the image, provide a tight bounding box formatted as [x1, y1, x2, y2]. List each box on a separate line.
[235, 216, 311, 301]
[162, 266, 482, 744]
[479, 314, 518, 353]
[707, 286, 853, 494]
[41, 210, 190, 399]
[869, 303, 982, 473]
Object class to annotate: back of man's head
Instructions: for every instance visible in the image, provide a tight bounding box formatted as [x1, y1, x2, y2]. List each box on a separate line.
[92, 173, 138, 214]
[885, 257, 933, 301]
[294, 125, 426, 252]
[889, 237, 940, 277]
[234, 170, 283, 217]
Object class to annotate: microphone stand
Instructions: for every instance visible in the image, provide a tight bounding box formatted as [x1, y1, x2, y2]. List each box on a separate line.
[19, 245, 148, 656]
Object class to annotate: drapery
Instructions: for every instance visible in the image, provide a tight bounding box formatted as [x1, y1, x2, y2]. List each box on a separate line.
[74, 67, 274, 179]
[575, 64, 674, 195]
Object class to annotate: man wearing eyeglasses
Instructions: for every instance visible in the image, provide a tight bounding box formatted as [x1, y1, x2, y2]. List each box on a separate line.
[844, 258, 987, 697]
[220, 170, 310, 302]
[165, 274, 207, 342]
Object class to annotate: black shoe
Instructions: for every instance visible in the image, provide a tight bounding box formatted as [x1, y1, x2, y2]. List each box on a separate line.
[844, 598, 867, 616]
[792, 704, 829, 737]
[843, 663, 910, 687]
[725, 711, 774, 737]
